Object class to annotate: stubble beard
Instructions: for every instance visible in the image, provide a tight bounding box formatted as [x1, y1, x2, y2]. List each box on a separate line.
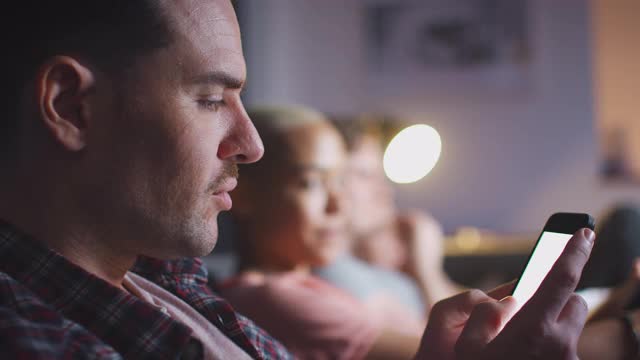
[160, 162, 240, 258]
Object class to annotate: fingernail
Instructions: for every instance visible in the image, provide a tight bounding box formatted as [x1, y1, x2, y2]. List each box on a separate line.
[582, 228, 595, 245]
[499, 296, 513, 302]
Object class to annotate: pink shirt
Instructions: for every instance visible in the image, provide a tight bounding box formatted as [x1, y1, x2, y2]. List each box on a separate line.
[123, 272, 252, 360]
[220, 272, 380, 360]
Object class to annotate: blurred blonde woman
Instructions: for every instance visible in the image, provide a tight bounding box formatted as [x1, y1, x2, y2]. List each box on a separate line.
[219, 106, 424, 360]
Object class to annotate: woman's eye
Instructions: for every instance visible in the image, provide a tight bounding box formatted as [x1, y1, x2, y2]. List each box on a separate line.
[300, 177, 323, 189]
[197, 99, 224, 111]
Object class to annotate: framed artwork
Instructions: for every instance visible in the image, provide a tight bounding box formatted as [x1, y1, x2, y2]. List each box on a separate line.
[364, 0, 531, 98]
[599, 121, 640, 184]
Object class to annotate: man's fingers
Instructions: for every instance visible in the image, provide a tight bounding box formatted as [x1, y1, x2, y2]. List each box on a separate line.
[420, 289, 496, 360]
[429, 289, 493, 328]
[524, 228, 595, 320]
[486, 280, 516, 300]
[454, 297, 518, 359]
[557, 293, 589, 332]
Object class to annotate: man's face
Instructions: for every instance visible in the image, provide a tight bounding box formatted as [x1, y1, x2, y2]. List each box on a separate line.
[345, 136, 395, 237]
[82, 0, 262, 259]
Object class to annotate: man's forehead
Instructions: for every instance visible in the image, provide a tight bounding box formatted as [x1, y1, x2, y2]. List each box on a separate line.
[163, 0, 245, 81]
[163, 0, 241, 51]
[170, 0, 239, 33]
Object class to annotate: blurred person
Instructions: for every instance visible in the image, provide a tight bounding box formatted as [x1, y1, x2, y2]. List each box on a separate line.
[580, 204, 640, 290]
[315, 116, 462, 312]
[319, 117, 640, 360]
[220, 106, 425, 359]
[0, 0, 602, 358]
[573, 205, 640, 317]
[332, 117, 400, 269]
[578, 258, 640, 360]
[221, 105, 597, 360]
[330, 119, 640, 360]
[575, 205, 640, 360]
[578, 308, 640, 360]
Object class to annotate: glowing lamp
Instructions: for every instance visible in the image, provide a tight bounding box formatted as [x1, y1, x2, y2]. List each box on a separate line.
[383, 124, 442, 184]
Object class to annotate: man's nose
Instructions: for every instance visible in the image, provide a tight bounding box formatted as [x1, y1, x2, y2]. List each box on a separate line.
[217, 107, 265, 164]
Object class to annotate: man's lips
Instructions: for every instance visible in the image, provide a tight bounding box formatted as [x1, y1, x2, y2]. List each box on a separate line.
[212, 177, 238, 195]
[212, 177, 238, 210]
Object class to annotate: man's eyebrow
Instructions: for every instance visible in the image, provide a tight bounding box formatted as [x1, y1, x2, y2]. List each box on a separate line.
[188, 71, 244, 89]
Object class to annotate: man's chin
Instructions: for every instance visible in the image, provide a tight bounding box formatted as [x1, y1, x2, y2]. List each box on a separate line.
[145, 242, 217, 260]
[178, 218, 219, 257]
[141, 233, 219, 260]
[180, 236, 219, 258]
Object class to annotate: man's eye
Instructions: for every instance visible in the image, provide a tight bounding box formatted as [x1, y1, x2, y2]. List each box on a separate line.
[197, 99, 224, 111]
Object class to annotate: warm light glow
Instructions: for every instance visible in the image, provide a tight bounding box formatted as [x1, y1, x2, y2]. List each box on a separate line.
[383, 124, 442, 184]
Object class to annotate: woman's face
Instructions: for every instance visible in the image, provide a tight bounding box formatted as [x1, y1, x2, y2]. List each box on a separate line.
[256, 124, 348, 270]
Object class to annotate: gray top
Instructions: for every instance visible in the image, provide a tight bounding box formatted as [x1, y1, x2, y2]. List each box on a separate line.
[314, 254, 426, 317]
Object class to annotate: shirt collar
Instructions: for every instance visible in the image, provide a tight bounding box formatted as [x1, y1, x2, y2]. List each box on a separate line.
[0, 219, 195, 358]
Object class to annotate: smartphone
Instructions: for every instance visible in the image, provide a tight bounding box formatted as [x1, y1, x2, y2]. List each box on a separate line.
[511, 212, 595, 312]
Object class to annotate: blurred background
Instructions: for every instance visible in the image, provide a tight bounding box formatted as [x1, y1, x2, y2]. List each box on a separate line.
[212, 0, 640, 286]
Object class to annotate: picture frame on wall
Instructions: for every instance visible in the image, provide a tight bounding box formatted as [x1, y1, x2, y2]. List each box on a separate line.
[364, 0, 531, 99]
[600, 122, 640, 184]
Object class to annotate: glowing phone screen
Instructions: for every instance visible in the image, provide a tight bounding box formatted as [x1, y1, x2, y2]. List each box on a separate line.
[512, 231, 572, 312]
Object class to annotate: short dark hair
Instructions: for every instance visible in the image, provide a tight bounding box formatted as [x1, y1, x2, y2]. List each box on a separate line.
[1, 1, 173, 159]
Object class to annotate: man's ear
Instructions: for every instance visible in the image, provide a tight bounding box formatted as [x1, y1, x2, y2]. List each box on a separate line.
[36, 56, 96, 151]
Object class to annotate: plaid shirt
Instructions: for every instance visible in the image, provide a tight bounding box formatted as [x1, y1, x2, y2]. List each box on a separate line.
[0, 220, 292, 359]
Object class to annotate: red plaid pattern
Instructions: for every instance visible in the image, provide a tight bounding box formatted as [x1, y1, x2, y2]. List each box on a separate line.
[0, 220, 292, 359]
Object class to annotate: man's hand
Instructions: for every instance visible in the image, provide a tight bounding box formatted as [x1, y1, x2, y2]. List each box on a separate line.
[415, 282, 515, 360]
[415, 228, 595, 360]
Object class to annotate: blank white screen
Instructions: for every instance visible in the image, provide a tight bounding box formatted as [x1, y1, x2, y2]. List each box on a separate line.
[512, 231, 572, 312]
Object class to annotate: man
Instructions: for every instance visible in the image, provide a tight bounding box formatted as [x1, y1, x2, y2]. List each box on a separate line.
[0, 0, 595, 359]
